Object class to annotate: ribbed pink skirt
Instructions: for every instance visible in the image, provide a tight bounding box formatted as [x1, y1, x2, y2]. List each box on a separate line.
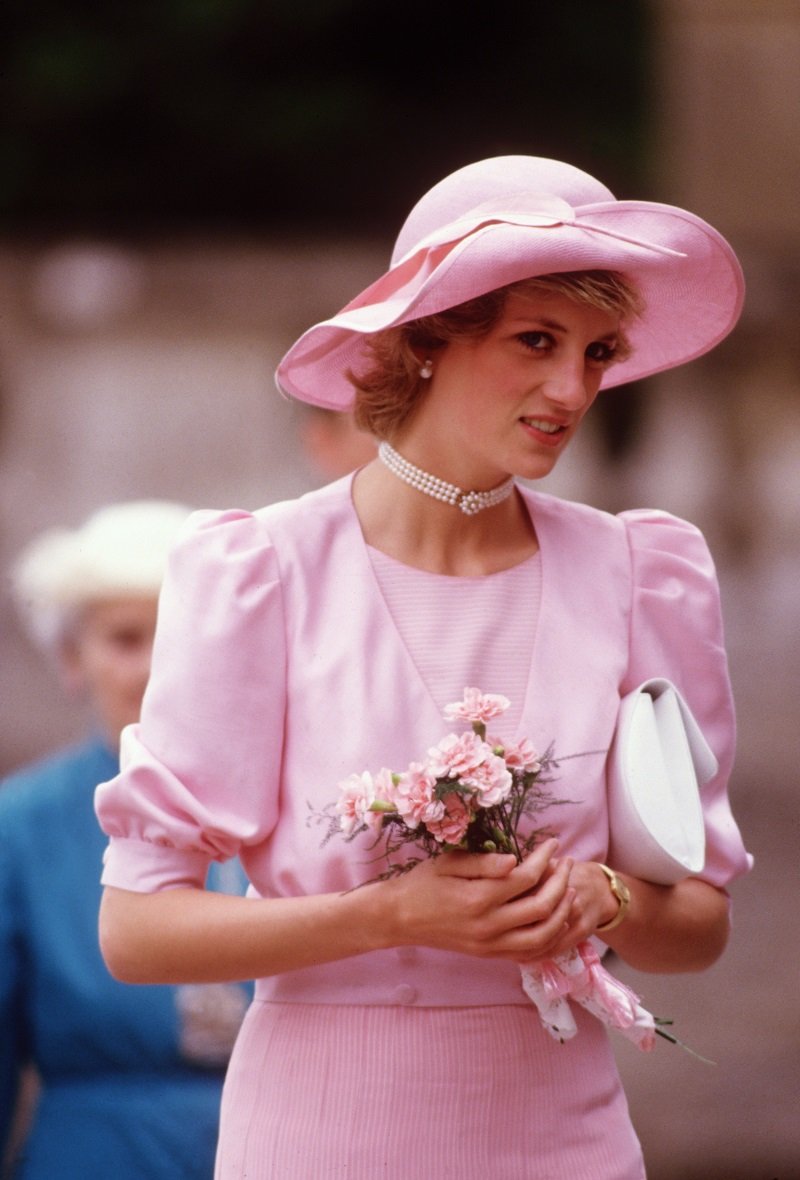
[215, 1001, 645, 1179]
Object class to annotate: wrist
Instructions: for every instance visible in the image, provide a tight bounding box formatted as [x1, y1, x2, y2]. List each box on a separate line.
[352, 874, 404, 953]
[595, 863, 631, 933]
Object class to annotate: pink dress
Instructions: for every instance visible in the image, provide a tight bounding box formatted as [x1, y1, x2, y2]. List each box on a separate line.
[96, 476, 752, 1179]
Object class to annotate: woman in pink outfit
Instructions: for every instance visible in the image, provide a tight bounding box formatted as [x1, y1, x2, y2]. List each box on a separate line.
[96, 156, 752, 1179]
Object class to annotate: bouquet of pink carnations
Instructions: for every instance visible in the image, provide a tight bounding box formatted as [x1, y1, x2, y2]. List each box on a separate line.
[324, 688, 697, 1055]
[335, 687, 557, 871]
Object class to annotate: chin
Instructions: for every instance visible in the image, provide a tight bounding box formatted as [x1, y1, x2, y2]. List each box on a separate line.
[511, 455, 561, 483]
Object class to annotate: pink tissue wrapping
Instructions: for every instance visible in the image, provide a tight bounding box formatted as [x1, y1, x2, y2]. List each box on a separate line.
[520, 941, 656, 1050]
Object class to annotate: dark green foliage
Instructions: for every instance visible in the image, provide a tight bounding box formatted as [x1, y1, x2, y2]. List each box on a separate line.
[0, 0, 649, 232]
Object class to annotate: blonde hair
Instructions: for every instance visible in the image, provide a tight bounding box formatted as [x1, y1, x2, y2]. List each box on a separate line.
[349, 270, 643, 440]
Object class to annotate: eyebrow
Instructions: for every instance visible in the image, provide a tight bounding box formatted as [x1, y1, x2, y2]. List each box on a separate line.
[508, 315, 618, 340]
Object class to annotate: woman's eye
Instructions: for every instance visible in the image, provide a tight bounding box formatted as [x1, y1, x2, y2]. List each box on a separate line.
[518, 331, 552, 352]
[586, 341, 617, 364]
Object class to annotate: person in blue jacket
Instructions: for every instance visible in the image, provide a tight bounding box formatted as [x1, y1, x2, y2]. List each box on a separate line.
[0, 500, 250, 1180]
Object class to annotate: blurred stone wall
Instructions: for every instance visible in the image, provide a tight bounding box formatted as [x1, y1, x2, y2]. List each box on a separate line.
[651, 0, 800, 564]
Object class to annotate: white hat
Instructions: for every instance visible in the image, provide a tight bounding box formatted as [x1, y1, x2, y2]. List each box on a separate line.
[11, 499, 192, 650]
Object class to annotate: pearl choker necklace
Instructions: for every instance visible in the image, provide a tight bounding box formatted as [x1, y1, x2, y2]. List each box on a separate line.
[378, 441, 515, 516]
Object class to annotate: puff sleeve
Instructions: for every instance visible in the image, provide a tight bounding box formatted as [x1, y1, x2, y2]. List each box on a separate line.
[95, 509, 286, 892]
[620, 509, 752, 889]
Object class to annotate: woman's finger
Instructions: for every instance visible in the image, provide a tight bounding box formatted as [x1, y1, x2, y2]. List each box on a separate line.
[433, 850, 519, 880]
[497, 886, 577, 961]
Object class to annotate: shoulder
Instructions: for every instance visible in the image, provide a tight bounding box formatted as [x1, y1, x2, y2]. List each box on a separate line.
[616, 507, 717, 593]
[521, 488, 712, 571]
[520, 485, 624, 535]
[618, 505, 710, 556]
[255, 475, 355, 544]
[170, 477, 354, 575]
[519, 487, 628, 570]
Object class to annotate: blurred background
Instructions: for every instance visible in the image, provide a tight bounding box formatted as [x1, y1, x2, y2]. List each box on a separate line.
[0, 1, 797, 1175]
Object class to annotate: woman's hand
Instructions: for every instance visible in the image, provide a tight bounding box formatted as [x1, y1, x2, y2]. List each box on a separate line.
[543, 859, 621, 952]
[379, 837, 577, 962]
[537, 860, 732, 972]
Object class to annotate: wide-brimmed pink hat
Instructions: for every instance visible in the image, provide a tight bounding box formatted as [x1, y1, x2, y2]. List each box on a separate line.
[276, 155, 744, 409]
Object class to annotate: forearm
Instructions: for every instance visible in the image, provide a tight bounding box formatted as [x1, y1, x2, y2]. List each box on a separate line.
[99, 882, 390, 984]
[100, 842, 578, 984]
[600, 875, 730, 973]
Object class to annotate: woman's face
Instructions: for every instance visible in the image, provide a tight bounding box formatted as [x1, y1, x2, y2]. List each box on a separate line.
[62, 595, 159, 746]
[399, 289, 622, 486]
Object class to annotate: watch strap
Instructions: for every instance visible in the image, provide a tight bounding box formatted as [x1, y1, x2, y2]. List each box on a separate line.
[595, 863, 630, 933]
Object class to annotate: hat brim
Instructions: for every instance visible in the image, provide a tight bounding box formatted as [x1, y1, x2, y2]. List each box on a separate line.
[276, 199, 744, 410]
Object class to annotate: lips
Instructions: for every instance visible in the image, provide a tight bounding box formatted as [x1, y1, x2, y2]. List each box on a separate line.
[520, 416, 570, 446]
[522, 417, 565, 435]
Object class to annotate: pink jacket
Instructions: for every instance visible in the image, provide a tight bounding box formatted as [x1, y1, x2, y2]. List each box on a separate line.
[96, 476, 751, 1006]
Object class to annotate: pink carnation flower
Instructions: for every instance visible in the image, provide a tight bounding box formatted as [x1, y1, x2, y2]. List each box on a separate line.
[336, 767, 395, 835]
[392, 762, 443, 829]
[366, 767, 397, 833]
[462, 750, 513, 806]
[335, 771, 376, 836]
[498, 737, 542, 774]
[444, 687, 511, 725]
[425, 792, 473, 845]
[426, 730, 491, 780]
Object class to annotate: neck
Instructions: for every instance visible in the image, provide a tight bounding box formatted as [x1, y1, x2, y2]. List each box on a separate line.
[352, 460, 537, 576]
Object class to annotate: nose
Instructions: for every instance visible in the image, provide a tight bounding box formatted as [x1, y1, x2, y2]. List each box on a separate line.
[540, 350, 593, 411]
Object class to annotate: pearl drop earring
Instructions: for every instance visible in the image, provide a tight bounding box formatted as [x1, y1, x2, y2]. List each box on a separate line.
[419, 359, 434, 379]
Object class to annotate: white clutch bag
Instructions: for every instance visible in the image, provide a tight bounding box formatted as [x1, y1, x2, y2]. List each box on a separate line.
[607, 678, 719, 884]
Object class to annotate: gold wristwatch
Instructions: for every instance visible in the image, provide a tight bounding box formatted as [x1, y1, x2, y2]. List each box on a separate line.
[595, 864, 631, 933]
